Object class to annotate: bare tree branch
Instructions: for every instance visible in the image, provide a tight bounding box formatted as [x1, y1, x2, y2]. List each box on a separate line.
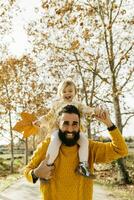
[120, 69, 134, 90]
[74, 53, 89, 105]
[112, 0, 123, 24]
[114, 43, 134, 72]
[78, 54, 110, 84]
[122, 114, 134, 128]
[93, 94, 113, 104]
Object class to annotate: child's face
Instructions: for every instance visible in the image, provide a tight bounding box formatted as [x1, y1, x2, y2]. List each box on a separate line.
[61, 85, 76, 102]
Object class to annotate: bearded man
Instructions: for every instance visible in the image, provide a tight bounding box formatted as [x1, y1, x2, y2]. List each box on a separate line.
[24, 105, 128, 200]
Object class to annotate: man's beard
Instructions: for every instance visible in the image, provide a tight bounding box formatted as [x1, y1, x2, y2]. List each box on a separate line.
[58, 129, 80, 147]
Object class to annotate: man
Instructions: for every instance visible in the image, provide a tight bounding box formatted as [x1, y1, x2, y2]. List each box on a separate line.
[24, 105, 128, 200]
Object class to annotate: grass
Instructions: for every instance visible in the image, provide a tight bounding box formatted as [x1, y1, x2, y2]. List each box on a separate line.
[94, 180, 134, 200]
[0, 155, 24, 192]
[0, 154, 24, 159]
[0, 173, 23, 192]
[95, 148, 134, 200]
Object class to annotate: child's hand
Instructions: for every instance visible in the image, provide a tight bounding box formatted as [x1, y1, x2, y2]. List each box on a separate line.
[33, 120, 41, 127]
[88, 107, 95, 117]
[93, 106, 113, 127]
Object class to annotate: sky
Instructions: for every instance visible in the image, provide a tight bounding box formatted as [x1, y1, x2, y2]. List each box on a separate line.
[0, 0, 134, 145]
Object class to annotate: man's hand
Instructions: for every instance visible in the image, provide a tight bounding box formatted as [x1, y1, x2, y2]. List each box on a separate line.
[34, 155, 54, 180]
[94, 106, 113, 128]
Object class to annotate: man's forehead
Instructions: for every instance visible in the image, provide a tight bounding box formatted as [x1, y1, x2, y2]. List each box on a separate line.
[60, 113, 79, 122]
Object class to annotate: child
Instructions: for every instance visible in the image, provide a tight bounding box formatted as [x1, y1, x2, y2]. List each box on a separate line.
[34, 78, 95, 178]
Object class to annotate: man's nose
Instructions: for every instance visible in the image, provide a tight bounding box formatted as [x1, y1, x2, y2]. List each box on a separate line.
[67, 125, 73, 132]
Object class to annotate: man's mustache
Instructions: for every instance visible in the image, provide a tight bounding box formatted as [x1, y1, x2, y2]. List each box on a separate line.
[64, 131, 78, 135]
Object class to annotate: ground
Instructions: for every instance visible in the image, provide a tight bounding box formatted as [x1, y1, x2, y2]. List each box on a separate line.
[0, 177, 116, 200]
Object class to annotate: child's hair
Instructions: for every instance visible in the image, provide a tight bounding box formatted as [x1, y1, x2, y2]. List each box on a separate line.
[57, 78, 77, 97]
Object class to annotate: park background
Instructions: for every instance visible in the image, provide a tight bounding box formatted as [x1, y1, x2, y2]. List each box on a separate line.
[0, 0, 134, 199]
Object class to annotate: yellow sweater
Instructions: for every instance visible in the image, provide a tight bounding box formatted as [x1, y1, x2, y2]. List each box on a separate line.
[24, 128, 128, 200]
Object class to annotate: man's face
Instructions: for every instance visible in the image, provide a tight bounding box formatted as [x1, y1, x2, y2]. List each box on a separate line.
[58, 113, 80, 146]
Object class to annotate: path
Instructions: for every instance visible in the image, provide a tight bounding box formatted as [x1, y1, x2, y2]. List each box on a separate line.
[0, 178, 116, 200]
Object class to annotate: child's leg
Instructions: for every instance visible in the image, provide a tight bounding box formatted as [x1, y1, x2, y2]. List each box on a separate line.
[46, 130, 62, 165]
[77, 132, 95, 178]
[77, 132, 89, 162]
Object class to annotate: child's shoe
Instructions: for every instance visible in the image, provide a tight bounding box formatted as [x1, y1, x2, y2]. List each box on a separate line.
[76, 162, 95, 179]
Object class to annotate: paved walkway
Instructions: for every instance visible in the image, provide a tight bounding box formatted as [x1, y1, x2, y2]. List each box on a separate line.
[0, 178, 116, 200]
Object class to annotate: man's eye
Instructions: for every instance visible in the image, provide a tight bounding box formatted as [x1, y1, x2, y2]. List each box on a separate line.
[63, 122, 69, 125]
[73, 122, 78, 126]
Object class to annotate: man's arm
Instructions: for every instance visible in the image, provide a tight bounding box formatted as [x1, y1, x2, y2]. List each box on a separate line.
[23, 138, 54, 183]
[90, 127, 128, 163]
[90, 107, 128, 163]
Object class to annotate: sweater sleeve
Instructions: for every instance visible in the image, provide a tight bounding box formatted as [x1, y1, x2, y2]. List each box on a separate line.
[38, 101, 59, 130]
[90, 128, 128, 164]
[23, 138, 50, 183]
[39, 108, 55, 125]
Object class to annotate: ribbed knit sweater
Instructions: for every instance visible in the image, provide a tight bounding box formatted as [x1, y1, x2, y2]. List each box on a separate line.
[24, 128, 128, 200]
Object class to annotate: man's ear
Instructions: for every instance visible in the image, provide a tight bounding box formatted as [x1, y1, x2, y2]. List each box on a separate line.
[56, 117, 60, 127]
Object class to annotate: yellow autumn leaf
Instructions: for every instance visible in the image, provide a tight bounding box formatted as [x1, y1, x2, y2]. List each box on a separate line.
[13, 112, 38, 138]
[83, 29, 91, 40]
[20, 112, 37, 122]
[70, 40, 80, 50]
[47, 21, 54, 27]
[70, 17, 77, 24]
[13, 120, 29, 133]
[22, 125, 39, 138]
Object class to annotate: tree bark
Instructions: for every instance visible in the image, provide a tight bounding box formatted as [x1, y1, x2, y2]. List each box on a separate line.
[25, 138, 28, 165]
[9, 110, 14, 173]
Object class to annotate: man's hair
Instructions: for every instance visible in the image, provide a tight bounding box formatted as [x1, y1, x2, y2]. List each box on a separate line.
[58, 105, 80, 119]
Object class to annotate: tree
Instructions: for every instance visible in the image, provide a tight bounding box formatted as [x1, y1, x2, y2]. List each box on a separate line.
[0, 56, 46, 170]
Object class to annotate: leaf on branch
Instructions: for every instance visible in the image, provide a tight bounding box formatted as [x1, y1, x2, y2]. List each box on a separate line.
[56, 1, 74, 15]
[42, 1, 49, 9]
[112, 3, 118, 10]
[69, 17, 77, 24]
[69, 40, 80, 51]
[82, 29, 91, 40]
[76, 5, 82, 11]
[86, 8, 95, 16]
[47, 21, 55, 27]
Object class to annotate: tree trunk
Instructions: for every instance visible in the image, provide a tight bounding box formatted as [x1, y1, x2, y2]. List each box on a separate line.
[9, 110, 14, 173]
[32, 135, 36, 151]
[117, 158, 132, 184]
[25, 138, 28, 165]
[112, 81, 132, 184]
